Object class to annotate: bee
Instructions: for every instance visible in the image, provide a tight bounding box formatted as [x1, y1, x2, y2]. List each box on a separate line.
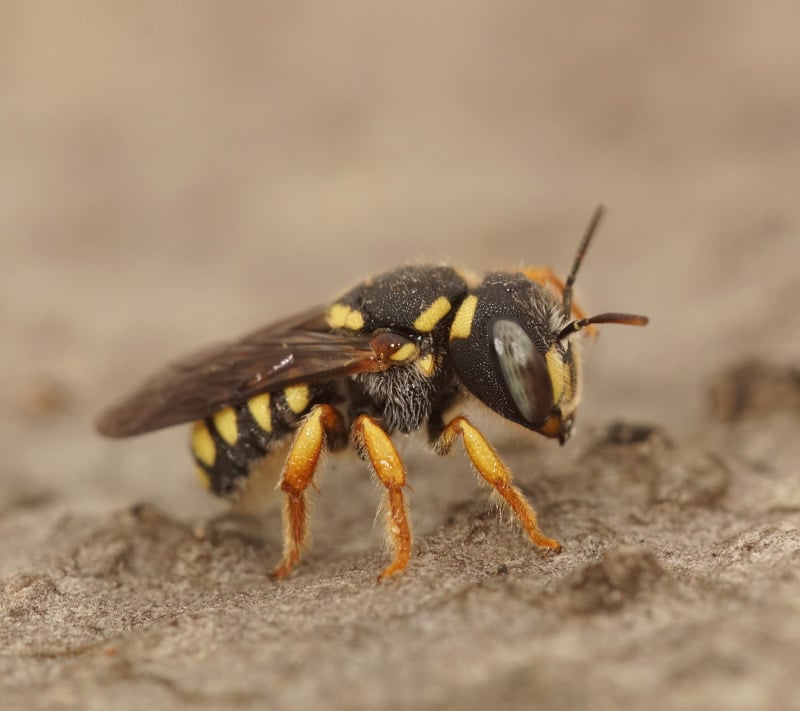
[97, 206, 648, 579]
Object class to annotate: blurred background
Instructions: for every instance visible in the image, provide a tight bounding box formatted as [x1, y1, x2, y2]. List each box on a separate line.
[2, 2, 799, 524]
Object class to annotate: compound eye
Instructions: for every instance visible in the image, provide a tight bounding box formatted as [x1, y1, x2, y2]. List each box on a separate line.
[491, 319, 554, 426]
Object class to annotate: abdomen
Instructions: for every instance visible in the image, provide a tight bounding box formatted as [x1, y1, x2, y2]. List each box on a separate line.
[191, 383, 335, 497]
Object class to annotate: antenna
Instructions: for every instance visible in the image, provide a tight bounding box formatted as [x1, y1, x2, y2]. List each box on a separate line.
[563, 205, 604, 316]
[557, 312, 649, 341]
[558, 206, 649, 340]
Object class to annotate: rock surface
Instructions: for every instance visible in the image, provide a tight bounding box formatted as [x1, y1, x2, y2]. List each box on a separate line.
[2, 3, 799, 710]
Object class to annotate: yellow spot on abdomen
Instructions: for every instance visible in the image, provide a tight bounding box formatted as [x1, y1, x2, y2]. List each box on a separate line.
[284, 384, 310, 414]
[414, 296, 452, 332]
[213, 406, 238, 445]
[247, 393, 272, 433]
[191, 421, 216, 467]
[195, 465, 212, 490]
[327, 303, 365, 330]
[450, 295, 479, 340]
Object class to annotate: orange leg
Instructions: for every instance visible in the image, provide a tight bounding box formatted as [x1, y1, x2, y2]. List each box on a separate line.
[434, 415, 561, 552]
[272, 404, 344, 579]
[352, 415, 412, 580]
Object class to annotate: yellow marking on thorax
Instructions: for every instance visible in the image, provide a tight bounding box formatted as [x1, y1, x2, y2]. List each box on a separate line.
[389, 342, 418, 362]
[284, 384, 310, 414]
[416, 353, 435, 376]
[327, 303, 365, 330]
[213, 406, 238, 445]
[191, 421, 216, 467]
[414, 296, 452, 332]
[345, 310, 364, 330]
[194, 465, 212, 490]
[247, 393, 272, 433]
[449, 295, 479, 340]
[545, 346, 570, 404]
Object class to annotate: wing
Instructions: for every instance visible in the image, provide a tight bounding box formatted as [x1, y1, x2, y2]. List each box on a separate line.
[96, 307, 384, 437]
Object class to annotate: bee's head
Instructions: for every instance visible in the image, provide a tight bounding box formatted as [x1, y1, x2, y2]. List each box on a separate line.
[448, 274, 580, 443]
[448, 207, 648, 444]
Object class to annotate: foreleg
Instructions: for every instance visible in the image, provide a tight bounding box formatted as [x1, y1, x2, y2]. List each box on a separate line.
[434, 415, 561, 552]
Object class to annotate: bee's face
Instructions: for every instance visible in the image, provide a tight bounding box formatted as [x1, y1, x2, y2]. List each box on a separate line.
[449, 273, 581, 443]
[532, 338, 580, 444]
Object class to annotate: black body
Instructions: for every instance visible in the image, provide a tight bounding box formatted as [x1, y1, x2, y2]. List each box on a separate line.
[98, 265, 591, 497]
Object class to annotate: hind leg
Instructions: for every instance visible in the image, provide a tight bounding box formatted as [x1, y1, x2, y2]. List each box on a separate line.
[272, 404, 345, 578]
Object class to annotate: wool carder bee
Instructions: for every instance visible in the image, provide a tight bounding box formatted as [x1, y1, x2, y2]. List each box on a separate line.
[97, 207, 648, 579]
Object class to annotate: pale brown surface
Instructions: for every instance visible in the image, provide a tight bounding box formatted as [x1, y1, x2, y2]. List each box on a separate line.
[2, 3, 800, 710]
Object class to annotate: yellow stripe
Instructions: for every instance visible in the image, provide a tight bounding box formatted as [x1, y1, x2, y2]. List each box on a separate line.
[191, 421, 216, 467]
[284, 384, 310, 414]
[545, 346, 567, 404]
[247, 393, 272, 433]
[450, 295, 478, 340]
[414, 296, 452, 332]
[212, 406, 238, 446]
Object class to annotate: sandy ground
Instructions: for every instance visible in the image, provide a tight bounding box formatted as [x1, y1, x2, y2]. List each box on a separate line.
[2, 2, 799, 709]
